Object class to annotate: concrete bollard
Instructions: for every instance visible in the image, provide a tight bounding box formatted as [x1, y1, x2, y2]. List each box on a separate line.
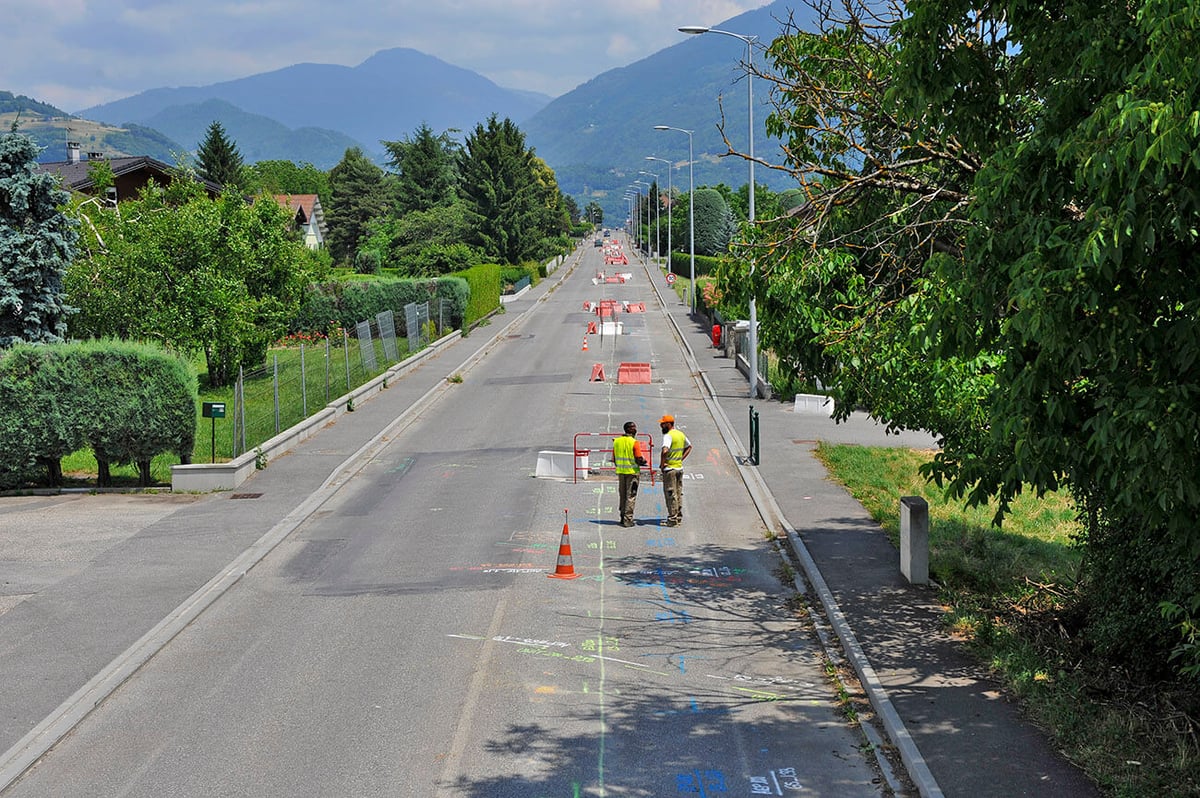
[900, 496, 929, 585]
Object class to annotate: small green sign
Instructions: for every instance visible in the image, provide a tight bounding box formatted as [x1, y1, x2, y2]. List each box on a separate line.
[202, 402, 226, 419]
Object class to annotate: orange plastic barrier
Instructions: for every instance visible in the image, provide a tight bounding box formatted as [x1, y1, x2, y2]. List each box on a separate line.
[625, 302, 646, 313]
[590, 363, 606, 382]
[617, 362, 652, 384]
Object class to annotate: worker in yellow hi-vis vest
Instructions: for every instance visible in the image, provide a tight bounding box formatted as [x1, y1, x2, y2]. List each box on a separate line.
[613, 421, 648, 527]
[658, 415, 692, 527]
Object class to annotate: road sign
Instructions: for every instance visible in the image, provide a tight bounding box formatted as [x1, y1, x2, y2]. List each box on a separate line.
[666, 273, 677, 285]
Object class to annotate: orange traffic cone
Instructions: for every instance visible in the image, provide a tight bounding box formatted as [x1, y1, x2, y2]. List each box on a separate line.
[582, 337, 589, 351]
[548, 510, 581, 580]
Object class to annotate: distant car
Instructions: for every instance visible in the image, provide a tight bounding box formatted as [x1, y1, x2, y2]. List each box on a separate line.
[594, 239, 603, 247]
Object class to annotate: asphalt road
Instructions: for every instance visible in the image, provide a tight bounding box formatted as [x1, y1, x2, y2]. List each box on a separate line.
[1, 239, 886, 796]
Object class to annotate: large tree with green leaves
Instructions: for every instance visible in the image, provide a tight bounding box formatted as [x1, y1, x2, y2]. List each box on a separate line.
[383, 124, 460, 215]
[897, 0, 1200, 675]
[68, 173, 313, 387]
[195, 121, 245, 190]
[458, 115, 566, 264]
[244, 160, 331, 208]
[0, 129, 78, 346]
[742, 0, 1200, 677]
[326, 147, 395, 265]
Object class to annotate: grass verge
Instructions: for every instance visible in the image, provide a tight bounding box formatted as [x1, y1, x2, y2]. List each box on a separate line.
[815, 443, 1199, 798]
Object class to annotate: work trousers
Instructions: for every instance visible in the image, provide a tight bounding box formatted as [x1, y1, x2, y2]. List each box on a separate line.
[618, 472, 639, 525]
[662, 468, 683, 524]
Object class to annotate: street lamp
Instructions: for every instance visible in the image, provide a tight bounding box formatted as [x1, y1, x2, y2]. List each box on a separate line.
[633, 180, 650, 257]
[653, 125, 695, 314]
[681, 24, 759, 398]
[626, 187, 643, 249]
[646, 156, 672, 274]
[638, 169, 660, 260]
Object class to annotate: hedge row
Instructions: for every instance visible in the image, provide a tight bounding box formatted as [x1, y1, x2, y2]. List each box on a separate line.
[454, 263, 502, 331]
[668, 251, 723, 278]
[0, 341, 197, 488]
[292, 277, 470, 337]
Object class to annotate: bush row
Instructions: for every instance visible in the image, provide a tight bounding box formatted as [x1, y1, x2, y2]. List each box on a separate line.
[454, 263, 502, 331]
[668, 251, 722, 278]
[0, 341, 197, 488]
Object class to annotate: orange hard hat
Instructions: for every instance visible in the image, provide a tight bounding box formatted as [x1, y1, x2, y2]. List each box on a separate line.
[659, 415, 674, 424]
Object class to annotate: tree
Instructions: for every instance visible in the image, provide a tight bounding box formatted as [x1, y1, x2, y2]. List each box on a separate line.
[895, 0, 1200, 674]
[584, 201, 604, 228]
[745, 0, 1200, 677]
[563, 194, 581, 225]
[0, 130, 78, 347]
[244, 160, 331, 208]
[458, 115, 565, 264]
[690, 188, 734, 256]
[326, 147, 394, 265]
[195, 121, 245, 190]
[68, 173, 313, 387]
[361, 201, 480, 276]
[382, 124, 459, 215]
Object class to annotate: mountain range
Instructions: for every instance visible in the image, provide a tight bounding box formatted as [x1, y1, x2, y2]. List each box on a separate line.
[12, 0, 807, 219]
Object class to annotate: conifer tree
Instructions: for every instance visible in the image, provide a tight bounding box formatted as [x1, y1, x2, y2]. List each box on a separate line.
[326, 147, 394, 265]
[195, 121, 245, 189]
[0, 129, 78, 347]
[383, 124, 459, 215]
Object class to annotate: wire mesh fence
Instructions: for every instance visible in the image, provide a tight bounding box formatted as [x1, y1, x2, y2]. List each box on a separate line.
[191, 303, 438, 463]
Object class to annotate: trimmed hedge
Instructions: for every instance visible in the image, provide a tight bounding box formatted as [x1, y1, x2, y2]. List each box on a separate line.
[453, 263, 502, 332]
[0, 341, 197, 488]
[293, 276, 469, 336]
[669, 251, 722, 278]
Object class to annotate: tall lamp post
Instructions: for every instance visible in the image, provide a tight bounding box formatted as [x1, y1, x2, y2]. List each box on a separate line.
[680, 24, 759, 398]
[633, 180, 650, 258]
[638, 169, 660, 260]
[646, 156, 672, 274]
[627, 188, 644, 250]
[653, 125, 695, 314]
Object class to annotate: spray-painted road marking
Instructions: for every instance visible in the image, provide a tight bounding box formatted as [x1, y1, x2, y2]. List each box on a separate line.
[749, 766, 804, 794]
[676, 769, 728, 795]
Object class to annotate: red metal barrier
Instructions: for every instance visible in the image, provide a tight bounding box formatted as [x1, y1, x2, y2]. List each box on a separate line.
[572, 431, 656, 485]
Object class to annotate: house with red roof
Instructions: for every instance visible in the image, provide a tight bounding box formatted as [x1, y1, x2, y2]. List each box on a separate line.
[274, 194, 327, 250]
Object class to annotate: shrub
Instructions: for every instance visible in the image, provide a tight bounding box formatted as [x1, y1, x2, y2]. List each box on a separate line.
[0, 341, 196, 488]
[71, 341, 198, 486]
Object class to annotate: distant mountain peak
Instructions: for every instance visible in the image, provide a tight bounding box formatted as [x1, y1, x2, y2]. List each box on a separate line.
[78, 46, 551, 166]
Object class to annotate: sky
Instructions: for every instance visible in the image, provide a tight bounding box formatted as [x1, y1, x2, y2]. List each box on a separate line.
[1, 0, 772, 113]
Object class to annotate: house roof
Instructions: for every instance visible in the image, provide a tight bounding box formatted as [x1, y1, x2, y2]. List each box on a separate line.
[274, 193, 327, 236]
[36, 155, 223, 197]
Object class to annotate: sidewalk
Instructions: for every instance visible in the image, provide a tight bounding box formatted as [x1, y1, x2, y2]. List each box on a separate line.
[650, 266, 1099, 797]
